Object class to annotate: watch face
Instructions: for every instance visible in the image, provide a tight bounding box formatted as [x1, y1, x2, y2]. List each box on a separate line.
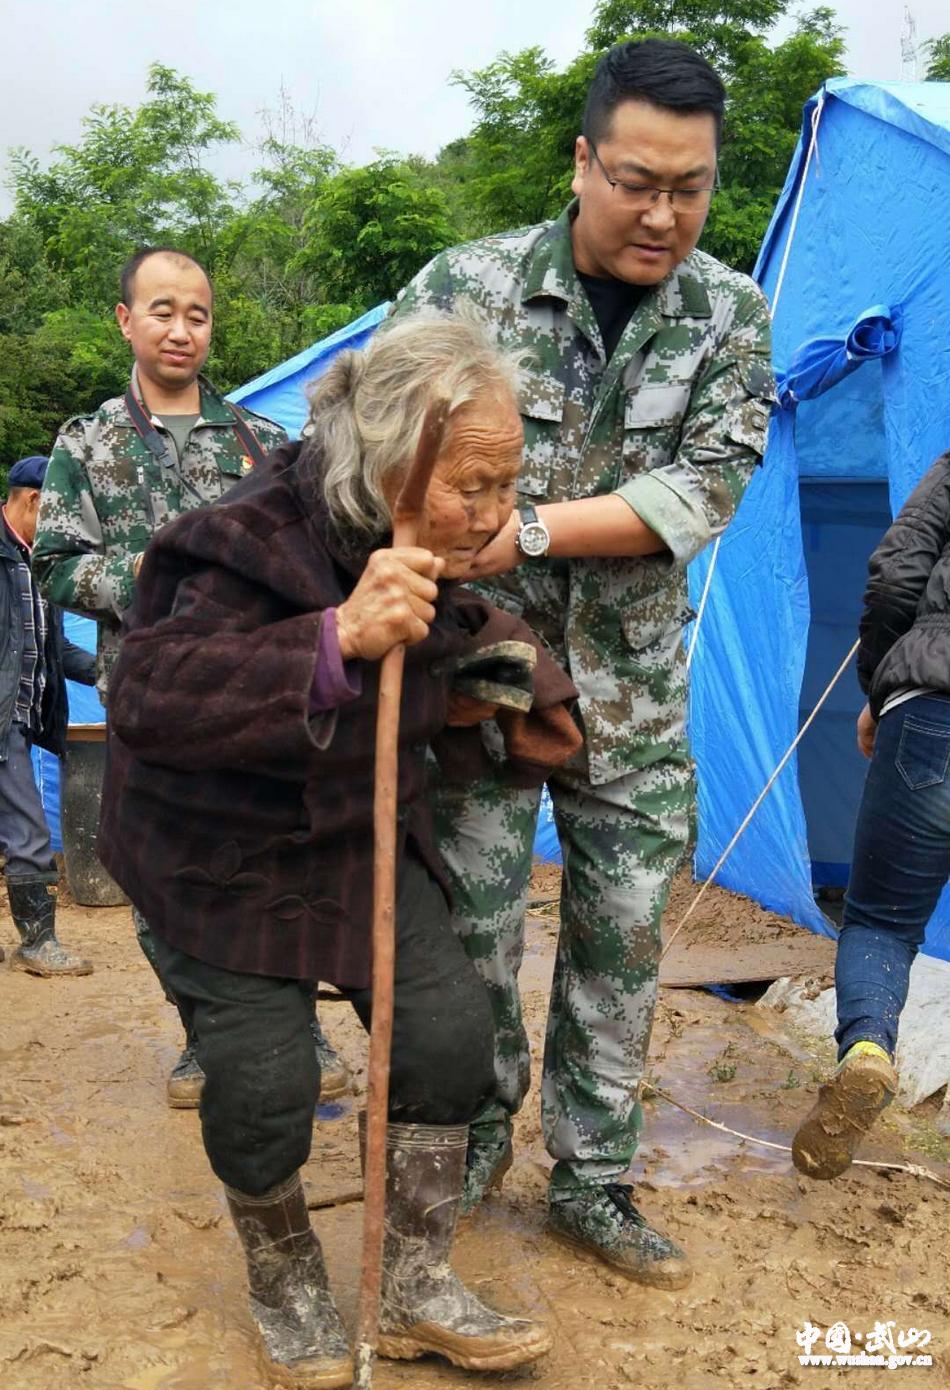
[519, 521, 549, 558]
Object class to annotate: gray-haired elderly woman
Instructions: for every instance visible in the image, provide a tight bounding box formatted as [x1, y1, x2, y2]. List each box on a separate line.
[99, 313, 579, 1387]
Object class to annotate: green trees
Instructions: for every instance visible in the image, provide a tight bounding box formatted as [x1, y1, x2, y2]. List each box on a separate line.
[294, 157, 458, 321]
[10, 66, 240, 308]
[0, 4, 863, 475]
[448, 47, 587, 234]
[923, 35, 950, 82]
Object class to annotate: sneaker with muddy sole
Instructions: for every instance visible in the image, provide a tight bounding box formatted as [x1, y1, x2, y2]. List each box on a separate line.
[310, 1020, 352, 1103]
[548, 1183, 692, 1290]
[792, 1051, 898, 1180]
[166, 1044, 205, 1109]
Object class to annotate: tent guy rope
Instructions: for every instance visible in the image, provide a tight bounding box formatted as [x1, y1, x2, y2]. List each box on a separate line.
[662, 636, 860, 965]
[685, 534, 720, 672]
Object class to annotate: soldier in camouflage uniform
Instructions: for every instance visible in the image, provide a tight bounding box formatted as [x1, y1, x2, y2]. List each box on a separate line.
[33, 247, 350, 1108]
[391, 39, 774, 1286]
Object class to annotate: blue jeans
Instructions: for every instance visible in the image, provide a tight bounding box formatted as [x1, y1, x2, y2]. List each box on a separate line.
[836, 694, 950, 1060]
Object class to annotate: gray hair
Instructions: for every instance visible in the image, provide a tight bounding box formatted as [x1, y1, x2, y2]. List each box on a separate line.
[303, 310, 524, 536]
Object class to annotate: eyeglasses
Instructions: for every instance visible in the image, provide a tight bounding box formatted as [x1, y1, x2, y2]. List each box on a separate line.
[587, 143, 718, 216]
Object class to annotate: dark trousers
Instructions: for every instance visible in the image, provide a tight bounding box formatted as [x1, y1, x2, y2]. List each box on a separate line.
[836, 695, 950, 1059]
[0, 722, 56, 880]
[152, 852, 495, 1195]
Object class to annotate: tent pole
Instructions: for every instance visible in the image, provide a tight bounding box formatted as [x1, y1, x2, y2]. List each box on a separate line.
[770, 91, 827, 317]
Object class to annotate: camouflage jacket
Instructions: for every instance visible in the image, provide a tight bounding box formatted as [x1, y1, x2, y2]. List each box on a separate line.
[33, 373, 287, 694]
[392, 201, 774, 784]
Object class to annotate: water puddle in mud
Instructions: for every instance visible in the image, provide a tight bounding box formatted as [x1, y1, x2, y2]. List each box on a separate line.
[122, 1223, 152, 1250]
[315, 1099, 349, 1121]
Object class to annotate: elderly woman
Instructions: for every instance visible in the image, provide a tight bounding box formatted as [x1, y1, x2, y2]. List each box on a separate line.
[98, 314, 577, 1388]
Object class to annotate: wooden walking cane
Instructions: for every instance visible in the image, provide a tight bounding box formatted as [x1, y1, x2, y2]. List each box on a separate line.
[355, 395, 451, 1389]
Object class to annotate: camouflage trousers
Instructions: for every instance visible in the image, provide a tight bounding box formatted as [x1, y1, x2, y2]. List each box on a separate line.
[432, 750, 692, 1195]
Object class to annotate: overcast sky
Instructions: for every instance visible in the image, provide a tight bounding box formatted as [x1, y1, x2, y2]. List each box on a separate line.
[2, 0, 947, 214]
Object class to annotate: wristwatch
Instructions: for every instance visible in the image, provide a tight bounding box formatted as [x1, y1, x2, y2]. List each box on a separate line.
[514, 505, 551, 559]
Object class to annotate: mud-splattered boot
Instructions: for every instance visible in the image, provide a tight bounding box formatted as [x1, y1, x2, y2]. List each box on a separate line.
[460, 1113, 513, 1216]
[360, 1116, 552, 1371]
[548, 1183, 692, 1289]
[226, 1172, 353, 1388]
[6, 875, 92, 977]
[310, 1006, 352, 1103]
[792, 1043, 898, 1180]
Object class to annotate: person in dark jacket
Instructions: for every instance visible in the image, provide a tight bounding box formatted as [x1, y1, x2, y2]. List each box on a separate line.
[1, 455, 96, 973]
[98, 315, 578, 1386]
[793, 449, 950, 1181]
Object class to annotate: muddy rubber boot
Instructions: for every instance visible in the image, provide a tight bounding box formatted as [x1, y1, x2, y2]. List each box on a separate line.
[548, 1183, 692, 1290]
[460, 1116, 513, 1216]
[359, 1114, 552, 1371]
[166, 1022, 205, 1110]
[792, 1049, 898, 1180]
[6, 875, 92, 977]
[226, 1172, 353, 1388]
[309, 1007, 352, 1103]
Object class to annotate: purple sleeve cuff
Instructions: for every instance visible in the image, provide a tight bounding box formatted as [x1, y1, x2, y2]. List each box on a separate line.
[309, 609, 363, 713]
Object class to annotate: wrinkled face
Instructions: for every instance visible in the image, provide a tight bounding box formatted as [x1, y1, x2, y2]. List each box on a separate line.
[115, 253, 213, 393]
[413, 392, 523, 578]
[571, 99, 718, 285]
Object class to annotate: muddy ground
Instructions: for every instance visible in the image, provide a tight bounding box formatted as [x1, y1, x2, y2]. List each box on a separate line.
[2, 868, 949, 1390]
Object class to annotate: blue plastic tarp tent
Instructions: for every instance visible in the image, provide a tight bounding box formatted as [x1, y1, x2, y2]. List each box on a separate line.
[687, 79, 950, 962]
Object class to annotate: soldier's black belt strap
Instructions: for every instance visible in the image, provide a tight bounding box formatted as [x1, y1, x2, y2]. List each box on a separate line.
[124, 388, 173, 475]
[124, 389, 268, 471]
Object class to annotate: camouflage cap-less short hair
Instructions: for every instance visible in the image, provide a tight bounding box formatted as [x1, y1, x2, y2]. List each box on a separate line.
[584, 38, 726, 148]
[119, 247, 212, 307]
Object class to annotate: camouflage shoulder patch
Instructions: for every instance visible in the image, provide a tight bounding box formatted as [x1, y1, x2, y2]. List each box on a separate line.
[688, 247, 767, 302]
[56, 412, 96, 435]
[445, 218, 555, 264]
[236, 404, 287, 435]
[738, 354, 777, 401]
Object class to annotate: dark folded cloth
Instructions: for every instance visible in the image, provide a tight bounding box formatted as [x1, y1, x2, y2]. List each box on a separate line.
[434, 590, 581, 787]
